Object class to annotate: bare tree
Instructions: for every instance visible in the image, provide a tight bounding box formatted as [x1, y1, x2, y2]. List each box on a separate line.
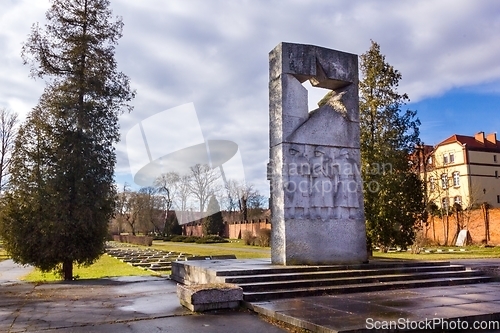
[154, 173, 176, 235]
[427, 164, 453, 245]
[238, 183, 259, 221]
[177, 174, 192, 213]
[115, 183, 138, 235]
[223, 179, 262, 220]
[114, 183, 130, 234]
[425, 157, 481, 245]
[155, 172, 178, 213]
[224, 179, 243, 214]
[188, 164, 221, 213]
[155, 171, 192, 224]
[0, 108, 18, 191]
[136, 187, 164, 235]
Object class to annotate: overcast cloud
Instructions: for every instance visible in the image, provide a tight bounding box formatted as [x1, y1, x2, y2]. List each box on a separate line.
[1, 0, 499, 196]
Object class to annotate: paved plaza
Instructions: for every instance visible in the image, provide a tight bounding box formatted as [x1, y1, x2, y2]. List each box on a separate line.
[0, 260, 287, 333]
[3, 259, 500, 332]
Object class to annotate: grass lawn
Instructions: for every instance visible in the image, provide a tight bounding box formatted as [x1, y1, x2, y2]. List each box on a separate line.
[0, 249, 8, 263]
[22, 254, 156, 283]
[149, 239, 271, 259]
[139, 240, 500, 261]
[373, 245, 500, 260]
[14, 240, 500, 283]
[0, 241, 8, 263]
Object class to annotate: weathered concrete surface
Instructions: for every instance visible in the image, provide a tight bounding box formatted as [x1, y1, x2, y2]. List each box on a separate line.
[0, 276, 287, 333]
[177, 283, 243, 312]
[269, 42, 367, 265]
[249, 281, 500, 333]
[3, 262, 500, 333]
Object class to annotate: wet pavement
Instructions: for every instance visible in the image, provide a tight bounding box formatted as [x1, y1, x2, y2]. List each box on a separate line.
[249, 282, 500, 332]
[2, 258, 500, 332]
[246, 259, 500, 332]
[0, 270, 288, 333]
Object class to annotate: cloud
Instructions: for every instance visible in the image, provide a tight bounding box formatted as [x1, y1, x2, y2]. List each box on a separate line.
[1, 0, 500, 197]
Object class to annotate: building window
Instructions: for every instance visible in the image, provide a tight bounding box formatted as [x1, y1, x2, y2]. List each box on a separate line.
[498, 195, 500, 204]
[496, 170, 499, 178]
[427, 156, 433, 165]
[452, 171, 460, 187]
[495, 155, 498, 163]
[454, 196, 462, 207]
[441, 174, 448, 189]
[443, 155, 449, 165]
[429, 176, 435, 191]
[449, 153, 455, 164]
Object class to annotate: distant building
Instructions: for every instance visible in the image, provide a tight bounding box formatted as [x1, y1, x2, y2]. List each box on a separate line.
[420, 131, 500, 209]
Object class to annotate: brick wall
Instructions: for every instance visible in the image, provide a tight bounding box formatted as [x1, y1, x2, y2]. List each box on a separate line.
[180, 209, 500, 245]
[113, 234, 153, 246]
[182, 219, 271, 239]
[183, 223, 203, 237]
[422, 207, 500, 245]
[226, 219, 271, 239]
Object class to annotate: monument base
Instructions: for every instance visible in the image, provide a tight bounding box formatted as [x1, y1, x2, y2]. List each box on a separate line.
[272, 218, 368, 265]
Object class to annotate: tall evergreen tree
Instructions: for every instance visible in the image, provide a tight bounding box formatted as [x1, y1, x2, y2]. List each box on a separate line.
[359, 41, 424, 251]
[0, 0, 134, 280]
[203, 195, 224, 236]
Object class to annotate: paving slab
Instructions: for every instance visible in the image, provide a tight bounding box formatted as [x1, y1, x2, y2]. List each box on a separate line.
[249, 282, 500, 332]
[4, 257, 500, 332]
[0, 275, 288, 333]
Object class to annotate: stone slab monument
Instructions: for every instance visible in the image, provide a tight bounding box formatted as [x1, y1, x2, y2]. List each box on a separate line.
[268, 42, 368, 265]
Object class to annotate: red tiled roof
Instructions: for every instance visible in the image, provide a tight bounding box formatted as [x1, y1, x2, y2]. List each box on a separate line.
[435, 134, 500, 151]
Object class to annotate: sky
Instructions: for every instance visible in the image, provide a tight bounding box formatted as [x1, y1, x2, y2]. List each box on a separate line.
[1, 0, 500, 199]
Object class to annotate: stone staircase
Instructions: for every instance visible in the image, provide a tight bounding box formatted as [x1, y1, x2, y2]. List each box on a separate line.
[107, 247, 194, 272]
[176, 260, 493, 302]
[107, 244, 238, 273]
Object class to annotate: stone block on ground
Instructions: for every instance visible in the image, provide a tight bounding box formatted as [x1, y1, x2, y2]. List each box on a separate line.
[176, 283, 243, 312]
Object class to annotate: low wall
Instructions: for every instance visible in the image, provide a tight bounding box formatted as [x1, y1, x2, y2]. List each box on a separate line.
[423, 207, 500, 246]
[183, 224, 203, 237]
[112, 234, 153, 246]
[226, 220, 271, 239]
[182, 219, 271, 239]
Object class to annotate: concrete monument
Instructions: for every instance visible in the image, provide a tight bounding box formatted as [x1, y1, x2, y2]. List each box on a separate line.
[268, 42, 368, 265]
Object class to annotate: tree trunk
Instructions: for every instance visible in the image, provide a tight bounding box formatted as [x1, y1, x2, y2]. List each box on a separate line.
[482, 203, 490, 244]
[63, 259, 73, 281]
[432, 216, 436, 242]
[242, 197, 248, 221]
[442, 215, 449, 246]
[451, 211, 461, 245]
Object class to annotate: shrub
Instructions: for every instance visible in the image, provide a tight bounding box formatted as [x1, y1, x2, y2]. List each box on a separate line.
[171, 235, 187, 242]
[256, 228, 271, 247]
[182, 236, 199, 243]
[242, 230, 256, 246]
[196, 235, 229, 244]
[163, 235, 175, 242]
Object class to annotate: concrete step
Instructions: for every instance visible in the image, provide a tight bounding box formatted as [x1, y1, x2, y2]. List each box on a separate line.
[237, 269, 485, 292]
[214, 260, 451, 277]
[223, 264, 466, 284]
[171, 259, 494, 303]
[242, 275, 493, 302]
[131, 262, 152, 268]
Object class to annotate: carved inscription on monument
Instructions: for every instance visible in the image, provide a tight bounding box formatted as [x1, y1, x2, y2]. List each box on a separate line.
[284, 144, 361, 220]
